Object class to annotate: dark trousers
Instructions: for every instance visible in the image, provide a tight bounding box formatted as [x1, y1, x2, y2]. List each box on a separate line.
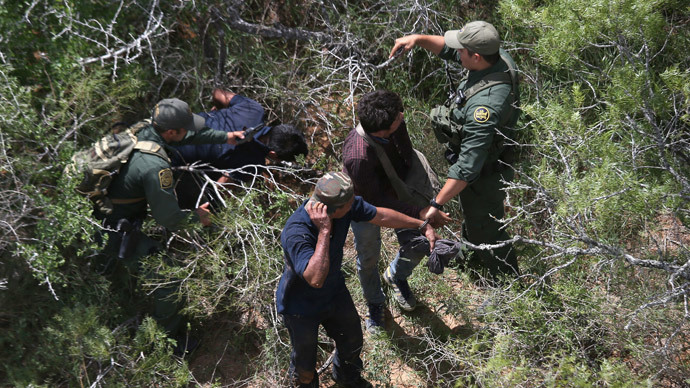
[282, 287, 364, 386]
[97, 228, 183, 336]
[459, 169, 519, 277]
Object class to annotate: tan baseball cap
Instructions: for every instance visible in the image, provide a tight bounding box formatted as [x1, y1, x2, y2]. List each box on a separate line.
[444, 21, 500, 55]
[152, 98, 206, 131]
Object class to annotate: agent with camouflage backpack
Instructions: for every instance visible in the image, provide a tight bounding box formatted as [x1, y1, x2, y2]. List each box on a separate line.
[390, 21, 520, 278]
[88, 98, 244, 353]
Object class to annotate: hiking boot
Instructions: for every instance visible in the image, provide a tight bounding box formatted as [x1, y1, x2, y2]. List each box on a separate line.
[333, 375, 373, 388]
[383, 267, 417, 311]
[365, 303, 385, 333]
[294, 375, 319, 388]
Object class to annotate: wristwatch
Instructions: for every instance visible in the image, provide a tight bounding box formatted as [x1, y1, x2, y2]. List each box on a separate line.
[430, 197, 444, 211]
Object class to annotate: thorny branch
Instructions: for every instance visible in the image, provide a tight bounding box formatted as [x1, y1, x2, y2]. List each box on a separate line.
[220, 2, 331, 43]
[50, 0, 169, 77]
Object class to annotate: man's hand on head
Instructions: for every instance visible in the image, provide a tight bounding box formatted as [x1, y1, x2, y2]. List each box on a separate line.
[306, 200, 332, 233]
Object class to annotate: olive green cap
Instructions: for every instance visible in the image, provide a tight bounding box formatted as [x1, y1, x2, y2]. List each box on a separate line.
[444, 21, 500, 55]
[310, 172, 354, 214]
[152, 98, 206, 132]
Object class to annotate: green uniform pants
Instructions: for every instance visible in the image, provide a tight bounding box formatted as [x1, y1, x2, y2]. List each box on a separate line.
[99, 228, 183, 336]
[459, 169, 519, 277]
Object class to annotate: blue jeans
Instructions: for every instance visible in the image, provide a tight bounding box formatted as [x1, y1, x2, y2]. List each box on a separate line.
[282, 287, 364, 386]
[351, 221, 427, 305]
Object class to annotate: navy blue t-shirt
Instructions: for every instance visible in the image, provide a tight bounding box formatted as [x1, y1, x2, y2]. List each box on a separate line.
[170, 95, 271, 181]
[275, 196, 377, 316]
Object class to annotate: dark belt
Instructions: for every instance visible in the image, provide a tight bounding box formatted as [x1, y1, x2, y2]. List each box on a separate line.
[110, 197, 145, 204]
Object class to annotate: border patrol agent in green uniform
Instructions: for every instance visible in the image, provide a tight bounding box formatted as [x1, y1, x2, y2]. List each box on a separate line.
[96, 98, 245, 339]
[390, 21, 520, 278]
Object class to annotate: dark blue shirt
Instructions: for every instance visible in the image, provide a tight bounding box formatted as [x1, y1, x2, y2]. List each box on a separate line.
[170, 95, 271, 181]
[276, 196, 377, 315]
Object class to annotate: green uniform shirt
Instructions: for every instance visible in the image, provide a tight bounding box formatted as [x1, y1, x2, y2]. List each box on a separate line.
[104, 124, 228, 230]
[438, 46, 519, 183]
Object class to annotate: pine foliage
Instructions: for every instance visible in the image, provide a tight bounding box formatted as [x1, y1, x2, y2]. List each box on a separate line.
[0, 0, 688, 386]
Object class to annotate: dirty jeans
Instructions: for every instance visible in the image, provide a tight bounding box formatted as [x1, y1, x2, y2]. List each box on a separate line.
[351, 221, 426, 305]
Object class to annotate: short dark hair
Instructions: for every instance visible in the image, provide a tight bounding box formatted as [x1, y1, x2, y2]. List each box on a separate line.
[356, 90, 403, 133]
[266, 124, 308, 161]
[152, 122, 171, 135]
[467, 49, 500, 65]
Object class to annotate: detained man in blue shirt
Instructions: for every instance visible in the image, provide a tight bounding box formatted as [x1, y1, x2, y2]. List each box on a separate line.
[276, 172, 439, 387]
[170, 89, 308, 208]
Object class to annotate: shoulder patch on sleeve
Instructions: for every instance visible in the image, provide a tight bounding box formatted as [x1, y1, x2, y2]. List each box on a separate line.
[473, 106, 491, 123]
[159, 168, 173, 189]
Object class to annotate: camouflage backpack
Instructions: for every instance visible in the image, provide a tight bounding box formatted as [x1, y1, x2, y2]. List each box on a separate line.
[65, 120, 168, 215]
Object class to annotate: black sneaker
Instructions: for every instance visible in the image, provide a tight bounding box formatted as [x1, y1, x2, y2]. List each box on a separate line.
[365, 303, 385, 333]
[383, 268, 417, 311]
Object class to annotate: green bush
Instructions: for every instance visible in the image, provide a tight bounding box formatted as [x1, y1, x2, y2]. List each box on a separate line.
[1, 0, 688, 386]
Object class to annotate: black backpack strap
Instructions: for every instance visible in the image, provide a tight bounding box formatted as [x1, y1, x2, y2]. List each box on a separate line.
[501, 51, 520, 108]
[462, 72, 512, 104]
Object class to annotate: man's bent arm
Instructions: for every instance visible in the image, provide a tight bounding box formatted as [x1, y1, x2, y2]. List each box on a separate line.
[302, 229, 330, 288]
[302, 202, 332, 288]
